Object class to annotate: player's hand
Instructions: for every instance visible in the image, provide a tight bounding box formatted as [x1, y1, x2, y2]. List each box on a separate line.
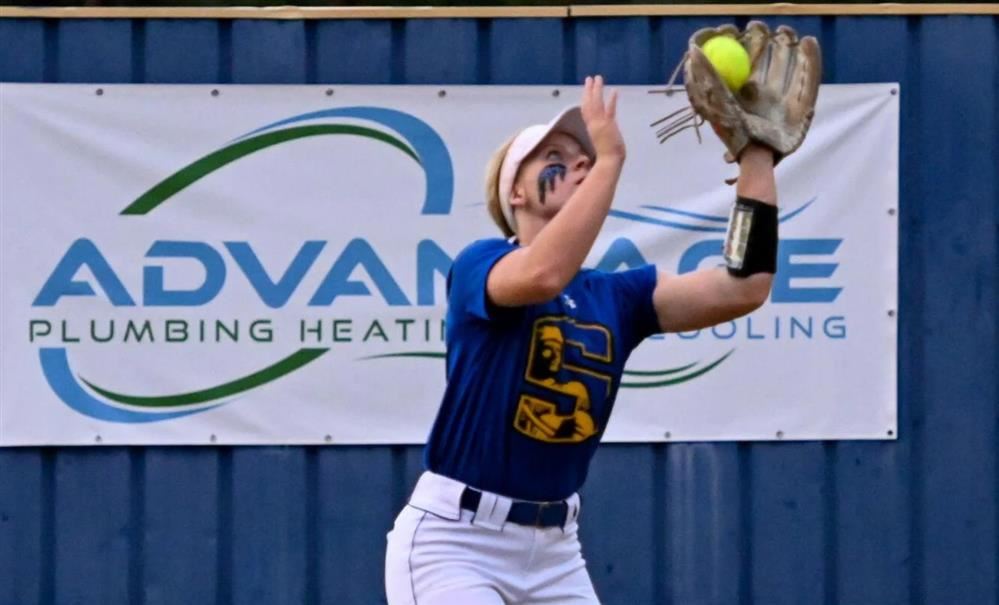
[581, 75, 625, 161]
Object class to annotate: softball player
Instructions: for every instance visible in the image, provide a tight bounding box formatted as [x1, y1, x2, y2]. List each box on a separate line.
[386, 22, 820, 604]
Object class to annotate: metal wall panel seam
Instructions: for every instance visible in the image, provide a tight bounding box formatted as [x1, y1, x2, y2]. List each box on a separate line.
[127, 449, 145, 605]
[41, 450, 55, 605]
[901, 15, 926, 605]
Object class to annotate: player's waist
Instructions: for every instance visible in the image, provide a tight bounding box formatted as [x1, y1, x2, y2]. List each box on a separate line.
[408, 470, 580, 530]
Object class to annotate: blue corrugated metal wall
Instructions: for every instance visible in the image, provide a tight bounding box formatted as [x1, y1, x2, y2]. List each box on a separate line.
[0, 11, 996, 605]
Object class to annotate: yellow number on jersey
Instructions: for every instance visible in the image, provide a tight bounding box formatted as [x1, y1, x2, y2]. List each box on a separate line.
[513, 317, 613, 444]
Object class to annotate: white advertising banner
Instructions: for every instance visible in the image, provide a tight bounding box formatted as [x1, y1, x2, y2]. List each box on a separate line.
[0, 83, 898, 445]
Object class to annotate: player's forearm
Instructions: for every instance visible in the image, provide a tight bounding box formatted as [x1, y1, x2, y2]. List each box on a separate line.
[524, 155, 625, 293]
[735, 144, 776, 205]
[727, 143, 777, 302]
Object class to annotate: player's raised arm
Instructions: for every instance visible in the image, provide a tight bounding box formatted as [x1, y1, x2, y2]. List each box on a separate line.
[650, 21, 820, 333]
[486, 75, 626, 307]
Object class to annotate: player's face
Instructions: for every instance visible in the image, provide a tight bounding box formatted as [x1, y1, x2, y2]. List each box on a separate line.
[511, 132, 592, 220]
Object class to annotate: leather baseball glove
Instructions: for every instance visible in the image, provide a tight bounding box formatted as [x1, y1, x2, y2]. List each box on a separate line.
[656, 21, 822, 163]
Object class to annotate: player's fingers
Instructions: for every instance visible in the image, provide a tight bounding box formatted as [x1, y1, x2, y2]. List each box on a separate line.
[606, 88, 618, 119]
[592, 75, 605, 114]
[582, 75, 593, 115]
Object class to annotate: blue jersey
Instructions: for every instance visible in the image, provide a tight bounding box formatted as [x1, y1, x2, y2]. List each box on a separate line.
[424, 238, 660, 501]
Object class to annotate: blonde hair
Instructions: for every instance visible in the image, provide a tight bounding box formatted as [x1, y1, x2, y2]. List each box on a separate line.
[484, 132, 519, 238]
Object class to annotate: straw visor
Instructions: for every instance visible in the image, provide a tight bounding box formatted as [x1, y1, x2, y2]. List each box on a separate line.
[497, 106, 595, 234]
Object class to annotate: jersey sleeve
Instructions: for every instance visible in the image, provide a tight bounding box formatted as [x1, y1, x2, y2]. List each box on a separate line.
[608, 264, 661, 348]
[447, 239, 517, 322]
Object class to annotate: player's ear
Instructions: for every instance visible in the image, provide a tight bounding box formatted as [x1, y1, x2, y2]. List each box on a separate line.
[509, 183, 528, 208]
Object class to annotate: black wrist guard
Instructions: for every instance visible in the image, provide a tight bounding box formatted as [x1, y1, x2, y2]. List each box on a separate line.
[724, 197, 778, 277]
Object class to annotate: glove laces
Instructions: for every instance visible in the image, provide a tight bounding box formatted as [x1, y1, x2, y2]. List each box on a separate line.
[648, 51, 704, 145]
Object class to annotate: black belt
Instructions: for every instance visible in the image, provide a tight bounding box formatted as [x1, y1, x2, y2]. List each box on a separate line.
[460, 487, 570, 528]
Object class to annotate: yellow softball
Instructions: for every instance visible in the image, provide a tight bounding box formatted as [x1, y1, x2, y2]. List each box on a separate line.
[702, 35, 751, 92]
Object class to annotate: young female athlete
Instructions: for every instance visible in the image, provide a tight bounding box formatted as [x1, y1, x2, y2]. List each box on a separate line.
[385, 23, 819, 604]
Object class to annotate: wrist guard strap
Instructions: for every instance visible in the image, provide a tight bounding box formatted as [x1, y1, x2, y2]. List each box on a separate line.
[724, 197, 778, 277]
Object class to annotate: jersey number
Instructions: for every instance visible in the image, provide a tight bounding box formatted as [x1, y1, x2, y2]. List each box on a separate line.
[513, 316, 613, 444]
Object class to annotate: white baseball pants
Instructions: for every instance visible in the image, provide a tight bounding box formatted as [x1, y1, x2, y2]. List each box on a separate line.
[384, 471, 600, 604]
